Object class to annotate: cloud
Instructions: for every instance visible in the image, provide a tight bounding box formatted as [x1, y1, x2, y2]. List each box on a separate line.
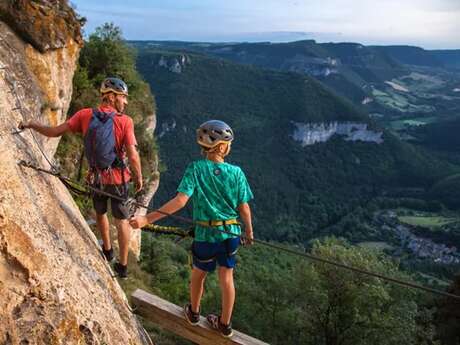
[72, 0, 460, 48]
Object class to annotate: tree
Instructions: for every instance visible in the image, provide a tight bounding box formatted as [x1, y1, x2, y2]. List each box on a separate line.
[289, 238, 434, 345]
[435, 274, 460, 345]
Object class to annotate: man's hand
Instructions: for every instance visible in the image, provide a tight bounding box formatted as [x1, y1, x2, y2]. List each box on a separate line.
[129, 215, 149, 229]
[18, 120, 39, 130]
[18, 120, 69, 137]
[134, 175, 143, 193]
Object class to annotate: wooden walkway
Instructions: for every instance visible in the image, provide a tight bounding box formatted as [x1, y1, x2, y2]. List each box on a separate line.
[132, 289, 269, 345]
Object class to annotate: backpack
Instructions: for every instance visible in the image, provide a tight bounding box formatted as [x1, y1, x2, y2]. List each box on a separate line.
[84, 109, 123, 172]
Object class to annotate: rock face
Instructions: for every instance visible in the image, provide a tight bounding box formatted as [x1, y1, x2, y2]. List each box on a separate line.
[283, 55, 339, 77]
[157, 54, 191, 73]
[130, 115, 159, 259]
[292, 122, 384, 146]
[0, 0, 83, 53]
[0, 2, 149, 344]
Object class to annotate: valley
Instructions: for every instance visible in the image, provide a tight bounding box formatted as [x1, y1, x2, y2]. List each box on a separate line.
[128, 41, 460, 291]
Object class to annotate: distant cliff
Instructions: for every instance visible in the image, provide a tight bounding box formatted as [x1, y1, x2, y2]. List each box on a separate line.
[0, 1, 149, 344]
[292, 122, 384, 146]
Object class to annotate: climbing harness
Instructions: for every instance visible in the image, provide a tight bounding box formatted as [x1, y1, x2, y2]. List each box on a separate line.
[191, 238, 239, 265]
[191, 221, 241, 266]
[195, 219, 239, 227]
[17, 161, 460, 301]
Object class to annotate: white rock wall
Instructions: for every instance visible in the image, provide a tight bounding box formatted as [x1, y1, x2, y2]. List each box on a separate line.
[292, 121, 384, 146]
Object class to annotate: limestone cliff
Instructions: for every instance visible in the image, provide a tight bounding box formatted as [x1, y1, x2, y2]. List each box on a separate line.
[0, 2, 150, 344]
[291, 121, 384, 146]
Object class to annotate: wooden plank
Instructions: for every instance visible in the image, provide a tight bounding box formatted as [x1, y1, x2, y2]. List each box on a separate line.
[132, 289, 269, 345]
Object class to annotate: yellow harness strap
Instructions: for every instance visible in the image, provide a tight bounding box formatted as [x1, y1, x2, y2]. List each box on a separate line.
[195, 219, 240, 227]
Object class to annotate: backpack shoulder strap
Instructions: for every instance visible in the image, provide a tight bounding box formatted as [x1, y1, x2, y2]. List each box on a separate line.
[92, 108, 116, 122]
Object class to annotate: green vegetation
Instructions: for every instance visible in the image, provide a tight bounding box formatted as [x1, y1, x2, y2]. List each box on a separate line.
[435, 275, 460, 345]
[430, 174, 460, 210]
[399, 216, 456, 228]
[358, 241, 394, 251]
[134, 41, 460, 127]
[389, 116, 438, 130]
[139, 235, 438, 344]
[418, 273, 451, 288]
[56, 27, 460, 344]
[371, 87, 435, 113]
[135, 45, 458, 245]
[411, 117, 460, 154]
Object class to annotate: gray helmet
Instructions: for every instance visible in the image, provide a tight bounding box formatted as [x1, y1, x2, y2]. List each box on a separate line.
[196, 120, 234, 148]
[100, 77, 128, 95]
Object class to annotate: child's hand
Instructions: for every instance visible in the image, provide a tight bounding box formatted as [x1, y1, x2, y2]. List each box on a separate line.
[243, 230, 254, 246]
[129, 215, 149, 228]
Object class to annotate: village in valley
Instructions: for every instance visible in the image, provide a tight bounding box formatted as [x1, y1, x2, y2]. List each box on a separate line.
[373, 211, 460, 265]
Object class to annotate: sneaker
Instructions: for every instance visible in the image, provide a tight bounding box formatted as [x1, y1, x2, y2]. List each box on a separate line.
[102, 247, 114, 262]
[184, 304, 200, 326]
[114, 262, 128, 279]
[206, 314, 233, 338]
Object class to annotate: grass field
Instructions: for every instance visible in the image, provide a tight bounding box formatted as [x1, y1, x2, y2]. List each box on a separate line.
[358, 241, 394, 251]
[398, 215, 456, 228]
[389, 116, 438, 130]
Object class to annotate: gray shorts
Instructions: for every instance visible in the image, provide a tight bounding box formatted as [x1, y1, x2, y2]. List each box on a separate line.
[92, 184, 129, 220]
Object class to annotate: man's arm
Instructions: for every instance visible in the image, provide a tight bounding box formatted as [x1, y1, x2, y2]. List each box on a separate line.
[126, 144, 143, 192]
[238, 202, 254, 245]
[129, 192, 189, 228]
[19, 120, 70, 137]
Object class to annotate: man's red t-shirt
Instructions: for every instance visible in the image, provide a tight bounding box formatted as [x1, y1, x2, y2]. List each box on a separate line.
[67, 105, 137, 185]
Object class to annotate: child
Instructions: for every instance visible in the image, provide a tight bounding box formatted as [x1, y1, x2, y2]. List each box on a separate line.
[129, 120, 254, 337]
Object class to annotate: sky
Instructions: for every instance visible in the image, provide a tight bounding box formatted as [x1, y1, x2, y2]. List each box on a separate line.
[71, 0, 460, 49]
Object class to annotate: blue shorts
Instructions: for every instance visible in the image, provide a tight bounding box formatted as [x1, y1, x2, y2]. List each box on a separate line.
[192, 237, 240, 272]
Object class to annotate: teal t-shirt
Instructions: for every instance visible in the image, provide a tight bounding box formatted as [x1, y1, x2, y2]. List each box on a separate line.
[177, 159, 253, 243]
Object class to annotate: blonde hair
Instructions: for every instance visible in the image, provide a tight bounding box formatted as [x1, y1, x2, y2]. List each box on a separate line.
[201, 142, 231, 159]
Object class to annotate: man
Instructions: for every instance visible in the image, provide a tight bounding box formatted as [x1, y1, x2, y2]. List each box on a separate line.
[130, 120, 253, 337]
[20, 77, 142, 279]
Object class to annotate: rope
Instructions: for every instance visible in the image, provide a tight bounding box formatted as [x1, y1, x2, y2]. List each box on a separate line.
[143, 224, 192, 238]
[3, 67, 58, 172]
[18, 161, 460, 301]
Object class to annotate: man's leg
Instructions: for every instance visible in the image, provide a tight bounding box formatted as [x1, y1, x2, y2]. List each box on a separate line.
[114, 218, 130, 266]
[96, 213, 111, 250]
[190, 267, 207, 313]
[218, 267, 235, 325]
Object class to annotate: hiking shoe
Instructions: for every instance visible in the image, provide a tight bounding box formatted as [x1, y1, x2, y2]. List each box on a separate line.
[114, 262, 128, 279]
[206, 314, 233, 338]
[184, 304, 200, 326]
[102, 247, 114, 262]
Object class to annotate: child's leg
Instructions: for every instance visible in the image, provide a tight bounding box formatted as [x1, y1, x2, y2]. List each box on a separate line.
[190, 267, 207, 313]
[218, 267, 235, 325]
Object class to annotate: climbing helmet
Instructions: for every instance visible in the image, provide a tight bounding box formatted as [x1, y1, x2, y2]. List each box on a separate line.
[196, 120, 234, 148]
[100, 77, 129, 96]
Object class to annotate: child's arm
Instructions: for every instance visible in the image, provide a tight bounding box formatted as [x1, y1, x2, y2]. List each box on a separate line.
[238, 202, 254, 245]
[129, 192, 190, 228]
